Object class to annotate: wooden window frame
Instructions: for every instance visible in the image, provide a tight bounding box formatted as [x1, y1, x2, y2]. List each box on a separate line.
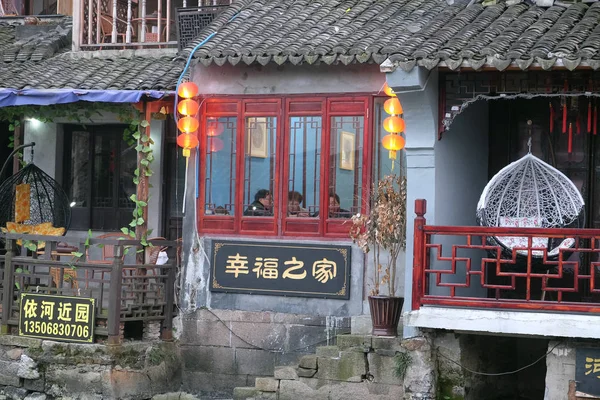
[63, 124, 134, 231]
[197, 94, 375, 238]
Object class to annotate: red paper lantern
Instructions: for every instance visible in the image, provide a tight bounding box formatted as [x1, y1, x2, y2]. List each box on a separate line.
[383, 82, 396, 97]
[209, 137, 224, 152]
[177, 116, 199, 134]
[384, 98, 403, 115]
[383, 116, 405, 133]
[382, 134, 405, 151]
[177, 99, 199, 116]
[382, 133, 405, 160]
[177, 133, 199, 149]
[178, 82, 198, 99]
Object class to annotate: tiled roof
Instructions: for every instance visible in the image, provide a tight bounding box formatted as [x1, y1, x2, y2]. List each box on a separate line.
[0, 16, 183, 92]
[0, 56, 184, 90]
[184, 0, 600, 71]
[0, 18, 71, 62]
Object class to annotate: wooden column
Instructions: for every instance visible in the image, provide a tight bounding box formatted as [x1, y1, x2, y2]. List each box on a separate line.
[412, 199, 427, 311]
[1, 239, 15, 334]
[135, 103, 151, 253]
[108, 244, 124, 345]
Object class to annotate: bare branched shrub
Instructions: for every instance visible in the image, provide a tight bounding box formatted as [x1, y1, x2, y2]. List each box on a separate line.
[350, 175, 407, 297]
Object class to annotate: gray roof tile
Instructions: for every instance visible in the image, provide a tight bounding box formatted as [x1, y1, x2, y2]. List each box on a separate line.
[0, 17, 183, 91]
[182, 0, 600, 71]
[0, 18, 71, 63]
[0, 56, 183, 91]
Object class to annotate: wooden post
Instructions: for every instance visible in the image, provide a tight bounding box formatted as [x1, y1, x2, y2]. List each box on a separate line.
[1, 239, 15, 334]
[161, 263, 175, 341]
[412, 199, 427, 311]
[108, 244, 124, 346]
[136, 103, 151, 262]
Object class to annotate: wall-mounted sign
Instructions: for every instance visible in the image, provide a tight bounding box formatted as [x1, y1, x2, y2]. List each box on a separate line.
[576, 347, 600, 396]
[19, 293, 95, 343]
[210, 240, 351, 299]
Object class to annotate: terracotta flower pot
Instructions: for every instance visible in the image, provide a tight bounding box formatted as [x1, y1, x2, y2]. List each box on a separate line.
[368, 295, 404, 336]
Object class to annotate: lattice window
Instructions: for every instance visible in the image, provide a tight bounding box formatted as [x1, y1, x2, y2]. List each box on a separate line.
[204, 116, 237, 215]
[198, 96, 372, 237]
[176, 5, 227, 50]
[287, 116, 321, 218]
[243, 117, 277, 216]
[329, 116, 363, 218]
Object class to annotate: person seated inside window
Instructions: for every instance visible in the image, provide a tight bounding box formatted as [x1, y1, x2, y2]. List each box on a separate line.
[287, 191, 309, 217]
[313, 192, 351, 218]
[214, 206, 229, 215]
[244, 189, 273, 216]
[328, 192, 351, 218]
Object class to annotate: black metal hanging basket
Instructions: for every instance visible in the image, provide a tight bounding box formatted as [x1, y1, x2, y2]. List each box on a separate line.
[0, 163, 71, 231]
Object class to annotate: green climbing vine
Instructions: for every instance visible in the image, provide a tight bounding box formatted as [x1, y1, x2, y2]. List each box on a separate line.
[0, 102, 157, 254]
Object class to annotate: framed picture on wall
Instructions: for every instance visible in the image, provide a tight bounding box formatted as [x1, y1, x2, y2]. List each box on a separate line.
[246, 117, 268, 158]
[339, 131, 355, 170]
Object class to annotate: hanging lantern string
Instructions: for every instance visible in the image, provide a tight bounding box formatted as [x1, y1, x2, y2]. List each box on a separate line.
[182, 156, 189, 214]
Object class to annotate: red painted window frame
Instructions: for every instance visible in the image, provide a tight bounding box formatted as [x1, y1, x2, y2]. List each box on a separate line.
[197, 94, 375, 238]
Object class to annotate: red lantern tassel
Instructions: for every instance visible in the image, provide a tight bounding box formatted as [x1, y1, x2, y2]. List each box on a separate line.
[549, 103, 554, 133]
[594, 104, 598, 136]
[568, 123, 573, 153]
[588, 101, 592, 133]
[577, 119, 581, 135]
[562, 102, 567, 133]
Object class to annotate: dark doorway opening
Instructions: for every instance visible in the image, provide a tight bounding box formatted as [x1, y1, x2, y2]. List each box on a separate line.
[459, 334, 548, 400]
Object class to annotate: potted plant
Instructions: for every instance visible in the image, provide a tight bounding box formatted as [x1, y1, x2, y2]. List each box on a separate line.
[350, 174, 407, 336]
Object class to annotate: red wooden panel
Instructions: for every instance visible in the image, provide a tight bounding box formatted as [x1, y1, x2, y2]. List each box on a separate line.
[202, 218, 235, 232]
[206, 102, 238, 114]
[241, 219, 276, 234]
[289, 101, 323, 114]
[329, 100, 365, 114]
[283, 219, 320, 235]
[244, 101, 279, 114]
[324, 220, 352, 237]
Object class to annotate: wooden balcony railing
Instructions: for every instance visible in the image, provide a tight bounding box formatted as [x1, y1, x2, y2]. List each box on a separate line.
[0, 233, 180, 344]
[412, 199, 600, 314]
[76, 0, 231, 50]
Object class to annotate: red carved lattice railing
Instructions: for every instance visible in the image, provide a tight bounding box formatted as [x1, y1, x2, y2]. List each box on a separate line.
[412, 199, 600, 313]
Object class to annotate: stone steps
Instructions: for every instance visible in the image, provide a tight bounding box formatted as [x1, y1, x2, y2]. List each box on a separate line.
[232, 334, 433, 400]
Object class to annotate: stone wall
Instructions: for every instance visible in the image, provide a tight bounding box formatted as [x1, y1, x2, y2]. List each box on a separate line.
[178, 309, 350, 398]
[0, 336, 181, 400]
[232, 334, 435, 400]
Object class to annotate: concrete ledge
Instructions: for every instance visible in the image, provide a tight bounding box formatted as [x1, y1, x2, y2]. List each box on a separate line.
[406, 307, 600, 339]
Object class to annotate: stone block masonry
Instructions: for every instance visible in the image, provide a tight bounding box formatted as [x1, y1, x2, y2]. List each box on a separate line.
[233, 334, 437, 400]
[178, 308, 350, 398]
[0, 336, 182, 399]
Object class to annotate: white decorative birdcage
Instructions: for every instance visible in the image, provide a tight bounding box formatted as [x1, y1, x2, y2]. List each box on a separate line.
[477, 153, 584, 257]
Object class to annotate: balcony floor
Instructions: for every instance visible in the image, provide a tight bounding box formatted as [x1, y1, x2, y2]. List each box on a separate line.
[405, 306, 600, 339]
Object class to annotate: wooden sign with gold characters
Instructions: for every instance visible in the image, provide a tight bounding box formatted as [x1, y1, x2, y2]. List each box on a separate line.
[210, 240, 351, 299]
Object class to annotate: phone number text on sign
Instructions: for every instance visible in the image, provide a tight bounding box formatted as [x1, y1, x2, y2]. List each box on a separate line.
[19, 293, 95, 343]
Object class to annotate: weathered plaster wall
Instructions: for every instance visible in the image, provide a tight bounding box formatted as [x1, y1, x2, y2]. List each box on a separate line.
[432, 101, 489, 298]
[386, 67, 438, 339]
[192, 63, 384, 95]
[544, 341, 575, 400]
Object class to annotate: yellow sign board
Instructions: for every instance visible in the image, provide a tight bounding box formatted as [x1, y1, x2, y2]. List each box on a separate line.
[19, 293, 95, 343]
